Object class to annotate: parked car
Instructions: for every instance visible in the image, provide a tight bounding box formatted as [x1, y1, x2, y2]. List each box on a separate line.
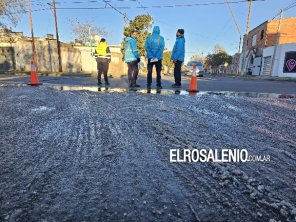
[186, 61, 204, 77]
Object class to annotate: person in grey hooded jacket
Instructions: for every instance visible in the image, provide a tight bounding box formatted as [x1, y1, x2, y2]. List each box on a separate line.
[145, 26, 165, 89]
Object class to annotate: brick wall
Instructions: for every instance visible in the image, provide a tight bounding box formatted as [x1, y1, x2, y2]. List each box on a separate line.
[245, 18, 296, 51]
[266, 18, 296, 46]
[246, 22, 268, 50]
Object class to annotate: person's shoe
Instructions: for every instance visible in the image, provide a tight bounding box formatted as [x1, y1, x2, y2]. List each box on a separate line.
[135, 84, 141, 88]
[97, 82, 102, 85]
[171, 84, 181, 88]
[157, 85, 163, 89]
[105, 82, 110, 86]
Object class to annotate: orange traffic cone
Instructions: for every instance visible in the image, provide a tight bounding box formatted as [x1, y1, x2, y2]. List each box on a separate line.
[188, 64, 198, 92]
[28, 61, 42, 86]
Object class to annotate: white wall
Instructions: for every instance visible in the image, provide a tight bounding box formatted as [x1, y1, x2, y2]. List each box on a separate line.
[74, 45, 127, 76]
[262, 43, 296, 78]
[253, 57, 262, 75]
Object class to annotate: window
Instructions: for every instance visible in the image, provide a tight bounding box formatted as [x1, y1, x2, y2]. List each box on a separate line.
[260, 30, 264, 40]
[252, 34, 257, 46]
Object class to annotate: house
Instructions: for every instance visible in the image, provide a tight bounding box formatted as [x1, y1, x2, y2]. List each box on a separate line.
[240, 17, 296, 77]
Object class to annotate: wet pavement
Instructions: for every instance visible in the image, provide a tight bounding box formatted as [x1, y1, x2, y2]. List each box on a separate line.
[1, 73, 296, 94]
[1, 81, 296, 99]
[0, 84, 296, 221]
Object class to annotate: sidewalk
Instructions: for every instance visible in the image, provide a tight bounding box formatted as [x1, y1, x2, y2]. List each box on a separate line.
[0, 70, 93, 77]
[207, 73, 296, 82]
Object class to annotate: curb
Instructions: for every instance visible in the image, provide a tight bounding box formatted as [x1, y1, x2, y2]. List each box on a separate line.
[0, 72, 93, 77]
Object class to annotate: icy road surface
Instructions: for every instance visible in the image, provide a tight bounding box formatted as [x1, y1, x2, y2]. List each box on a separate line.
[0, 86, 295, 222]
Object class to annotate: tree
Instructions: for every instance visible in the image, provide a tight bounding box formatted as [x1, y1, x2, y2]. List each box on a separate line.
[121, 14, 153, 58]
[162, 51, 174, 74]
[213, 44, 226, 54]
[191, 54, 206, 64]
[205, 50, 232, 73]
[70, 19, 108, 45]
[205, 44, 231, 70]
[0, 0, 24, 28]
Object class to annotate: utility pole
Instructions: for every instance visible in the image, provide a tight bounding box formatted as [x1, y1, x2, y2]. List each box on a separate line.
[28, 0, 38, 70]
[225, 0, 242, 77]
[246, 0, 253, 34]
[241, 0, 254, 75]
[226, 0, 242, 52]
[270, 10, 283, 76]
[166, 38, 170, 50]
[52, 0, 62, 72]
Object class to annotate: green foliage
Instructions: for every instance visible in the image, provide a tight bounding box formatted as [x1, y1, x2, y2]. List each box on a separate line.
[213, 44, 226, 54]
[121, 14, 153, 58]
[205, 51, 232, 68]
[162, 51, 174, 72]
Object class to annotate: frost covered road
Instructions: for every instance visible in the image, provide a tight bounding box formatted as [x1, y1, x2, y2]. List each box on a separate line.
[0, 86, 296, 221]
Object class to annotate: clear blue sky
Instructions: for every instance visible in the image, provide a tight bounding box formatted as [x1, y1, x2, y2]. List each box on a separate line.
[13, 0, 296, 60]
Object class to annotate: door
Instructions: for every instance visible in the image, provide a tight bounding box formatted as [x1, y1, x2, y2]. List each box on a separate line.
[263, 56, 271, 76]
[0, 47, 16, 70]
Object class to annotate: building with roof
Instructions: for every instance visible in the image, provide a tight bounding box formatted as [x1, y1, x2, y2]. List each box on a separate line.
[240, 17, 296, 77]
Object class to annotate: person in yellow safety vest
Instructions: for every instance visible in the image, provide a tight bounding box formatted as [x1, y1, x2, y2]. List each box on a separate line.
[95, 38, 111, 86]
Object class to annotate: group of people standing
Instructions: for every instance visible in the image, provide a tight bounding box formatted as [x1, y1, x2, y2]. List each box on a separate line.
[95, 26, 185, 89]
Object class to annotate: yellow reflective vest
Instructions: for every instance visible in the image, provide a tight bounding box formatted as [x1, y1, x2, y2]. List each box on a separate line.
[96, 42, 108, 56]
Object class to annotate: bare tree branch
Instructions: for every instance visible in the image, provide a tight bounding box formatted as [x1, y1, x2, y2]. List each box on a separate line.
[0, 0, 25, 28]
[69, 19, 108, 44]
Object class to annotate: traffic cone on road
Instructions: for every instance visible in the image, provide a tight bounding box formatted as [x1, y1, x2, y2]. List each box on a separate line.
[188, 64, 198, 92]
[28, 61, 42, 86]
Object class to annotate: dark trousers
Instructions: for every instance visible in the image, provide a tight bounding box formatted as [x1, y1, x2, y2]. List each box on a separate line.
[147, 59, 162, 86]
[97, 59, 109, 83]
[174, 60, 182, 85]
[127, 61, 139, 84]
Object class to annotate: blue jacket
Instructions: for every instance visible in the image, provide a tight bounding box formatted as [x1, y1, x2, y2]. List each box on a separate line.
[171, 35, 185, 62]
[145, 26, 165, 60]
[124, 37, 140, 63]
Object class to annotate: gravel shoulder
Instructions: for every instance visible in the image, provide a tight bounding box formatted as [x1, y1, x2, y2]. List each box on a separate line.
[0, 86, 295, 221]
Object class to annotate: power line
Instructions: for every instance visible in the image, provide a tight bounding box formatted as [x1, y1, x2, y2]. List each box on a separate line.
[26, 0, 267, 9]
[5, 0, 266, 16]
[272, 0, 296, 19]
[102, 0, 130, 20]
[136, 0, 150, 16]
[60, 0, 266, 9]
[285, 2, 296, 11]
[20, 0, 264, 4]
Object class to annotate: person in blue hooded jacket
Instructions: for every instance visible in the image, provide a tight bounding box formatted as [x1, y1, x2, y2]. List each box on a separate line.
[124, 30, 141, 88]
[171, 29, 185, 88]
[145, 26, 165, 89]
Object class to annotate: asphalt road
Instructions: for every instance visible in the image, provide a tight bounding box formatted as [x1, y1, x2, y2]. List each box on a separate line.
[0, 73, 296, 94]
[0, 85, 295, 221]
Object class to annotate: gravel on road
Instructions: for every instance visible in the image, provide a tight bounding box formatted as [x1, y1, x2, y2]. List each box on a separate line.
[0, 86, 295, 221]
